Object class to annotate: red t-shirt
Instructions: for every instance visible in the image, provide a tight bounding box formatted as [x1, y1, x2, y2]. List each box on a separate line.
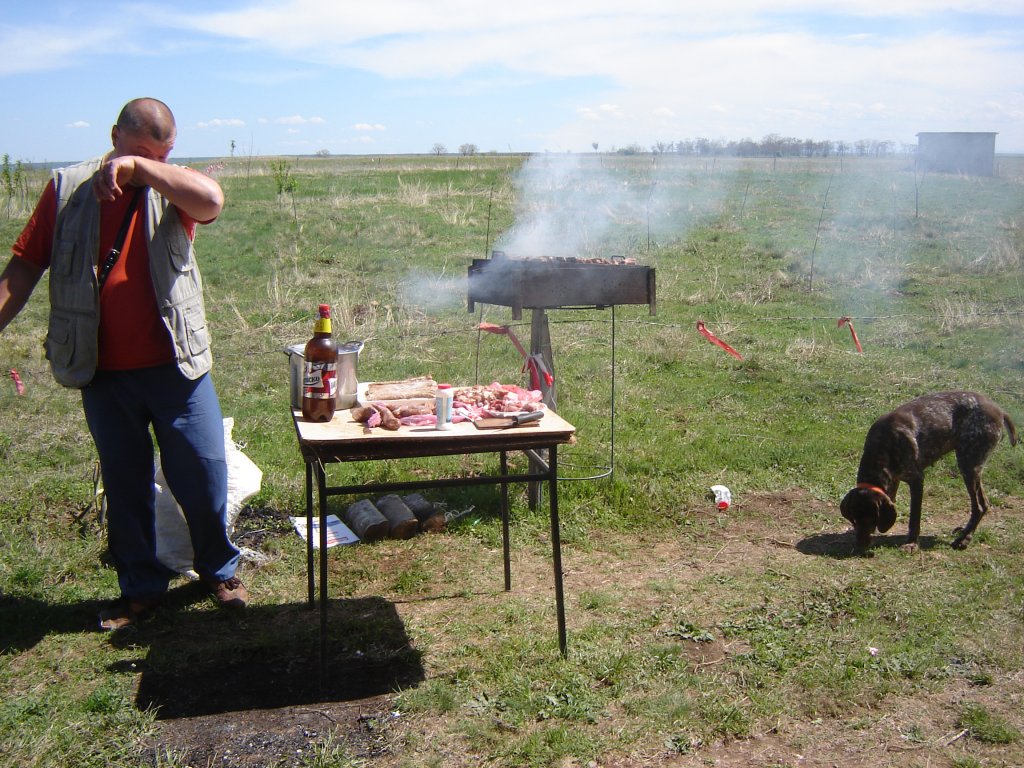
[13, 180, 201, 371]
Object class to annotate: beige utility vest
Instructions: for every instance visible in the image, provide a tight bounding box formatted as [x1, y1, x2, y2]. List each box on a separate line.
[46, 157, 213, 388]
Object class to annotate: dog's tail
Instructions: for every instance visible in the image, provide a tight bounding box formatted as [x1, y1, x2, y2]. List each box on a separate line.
[1004, 412, 1019, 447]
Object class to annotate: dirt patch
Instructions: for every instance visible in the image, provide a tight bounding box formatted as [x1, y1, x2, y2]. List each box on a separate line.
[145, 698, 399, 767]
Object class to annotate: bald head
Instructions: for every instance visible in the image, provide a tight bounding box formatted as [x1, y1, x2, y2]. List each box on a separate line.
[110, 98, 177, 162]
[116, 98, 176, 144]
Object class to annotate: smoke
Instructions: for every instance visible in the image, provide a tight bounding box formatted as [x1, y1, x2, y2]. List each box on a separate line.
[494, 153, 727, 258]
[398, 269, 466, 312]
[494, 153, 626, 257]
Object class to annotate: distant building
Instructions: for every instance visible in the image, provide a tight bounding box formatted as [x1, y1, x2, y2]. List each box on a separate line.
[916, 132, 997, 176]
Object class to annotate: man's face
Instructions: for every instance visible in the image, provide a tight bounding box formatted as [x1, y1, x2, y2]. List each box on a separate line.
[111, 126, 175, 163]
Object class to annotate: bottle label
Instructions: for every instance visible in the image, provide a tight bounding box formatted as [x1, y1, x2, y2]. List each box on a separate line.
[303, 361, 337, 399]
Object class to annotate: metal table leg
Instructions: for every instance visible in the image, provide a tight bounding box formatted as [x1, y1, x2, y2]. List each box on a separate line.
[316, 461, 329, 687]
[305, 462, 315, 605]
[500, 450, 511, 591]
[548, 444, 567, 656]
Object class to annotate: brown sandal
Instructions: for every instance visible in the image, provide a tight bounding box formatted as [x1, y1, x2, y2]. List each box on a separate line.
[98, 596, 160, 631]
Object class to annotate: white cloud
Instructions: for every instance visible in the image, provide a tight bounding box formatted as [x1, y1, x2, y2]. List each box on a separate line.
[578, 104, 624, 121]
[66, 120, 90, 129]
[274, 115, 326, 125]
[0, 23, 117, 76]
[4, 2, 1024, 154]
[197, 118, 246, 129]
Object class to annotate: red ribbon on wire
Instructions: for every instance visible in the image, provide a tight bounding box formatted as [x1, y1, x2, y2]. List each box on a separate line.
[696, 321, 743, 360]
[9, 368, 25, 395]
[526, 354, 554, 389]
[478, 322, 528, 357]
[478, 323, 554, 389]
[837, 317, 863, 353]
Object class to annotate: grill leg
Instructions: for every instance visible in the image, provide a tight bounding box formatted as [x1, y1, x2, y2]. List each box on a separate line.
[529, 309, 555, 510]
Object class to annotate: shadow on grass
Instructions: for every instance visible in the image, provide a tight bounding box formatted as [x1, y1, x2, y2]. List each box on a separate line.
[1, 582, 424, 719]
[0, 593, 111, 654]
[795, 530, 941, 558]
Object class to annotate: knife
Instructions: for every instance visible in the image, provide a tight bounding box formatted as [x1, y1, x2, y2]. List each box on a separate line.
[507, 410, 544, 427]
[473, 410, 546, 429]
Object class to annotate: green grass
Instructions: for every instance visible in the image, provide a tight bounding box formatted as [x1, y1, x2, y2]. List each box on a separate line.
[1, 153, 1023, 767]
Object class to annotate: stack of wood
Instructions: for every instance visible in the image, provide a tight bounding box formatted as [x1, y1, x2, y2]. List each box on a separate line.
[341, 492, 446, 541]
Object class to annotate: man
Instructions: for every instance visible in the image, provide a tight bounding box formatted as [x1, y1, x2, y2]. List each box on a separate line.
[0, 98, 248, 630]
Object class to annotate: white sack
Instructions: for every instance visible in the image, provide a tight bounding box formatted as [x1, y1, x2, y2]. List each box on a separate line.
[154, 417, 263, 577]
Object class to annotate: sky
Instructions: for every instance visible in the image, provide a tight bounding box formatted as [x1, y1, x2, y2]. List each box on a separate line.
[1, 1, 1023, 162]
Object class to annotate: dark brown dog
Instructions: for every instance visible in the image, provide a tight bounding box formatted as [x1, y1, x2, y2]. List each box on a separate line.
[841, 391, 1017, 551]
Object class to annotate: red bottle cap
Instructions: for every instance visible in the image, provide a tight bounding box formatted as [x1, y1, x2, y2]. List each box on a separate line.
[318, 304, 331, 317]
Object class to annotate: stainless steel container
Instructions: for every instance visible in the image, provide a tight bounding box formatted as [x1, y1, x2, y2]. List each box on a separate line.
[286, 340, 364, 409]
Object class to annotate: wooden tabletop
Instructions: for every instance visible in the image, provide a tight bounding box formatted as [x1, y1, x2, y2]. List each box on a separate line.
[292, 408, 576, 463]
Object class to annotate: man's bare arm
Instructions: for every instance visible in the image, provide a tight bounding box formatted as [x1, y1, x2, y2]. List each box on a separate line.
[0, 257, 45, 334]
[94, 156, 225, 222]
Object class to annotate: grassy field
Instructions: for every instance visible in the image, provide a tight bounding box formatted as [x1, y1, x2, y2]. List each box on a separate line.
[1, 152, 1022, 768]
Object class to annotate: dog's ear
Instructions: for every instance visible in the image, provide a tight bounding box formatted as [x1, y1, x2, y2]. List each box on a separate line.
[876, 495, 897, 533]
[840, 489, 858, 523]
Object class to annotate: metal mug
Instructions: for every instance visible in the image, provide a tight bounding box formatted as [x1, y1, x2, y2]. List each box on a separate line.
[286, 340, 364, 409]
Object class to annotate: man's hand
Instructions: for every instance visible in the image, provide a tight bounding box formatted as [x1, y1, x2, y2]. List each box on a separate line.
[93, 155, 138, 202]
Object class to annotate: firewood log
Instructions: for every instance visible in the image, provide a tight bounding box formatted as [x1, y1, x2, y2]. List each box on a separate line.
[342, 499, 389, 542]
[419, 512, 447, 533]
[402, 493, 437, 523]
[375, 494, 419, 539]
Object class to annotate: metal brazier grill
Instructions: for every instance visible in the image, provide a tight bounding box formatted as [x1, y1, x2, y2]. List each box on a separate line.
[467, 250, 656, 491]
[467, 251, 656, 320]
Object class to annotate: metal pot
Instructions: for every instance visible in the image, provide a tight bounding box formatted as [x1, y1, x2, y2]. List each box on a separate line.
[285, 340, 364, 409]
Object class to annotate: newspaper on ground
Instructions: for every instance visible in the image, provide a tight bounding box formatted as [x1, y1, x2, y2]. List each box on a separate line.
[290, 514, 359, 548]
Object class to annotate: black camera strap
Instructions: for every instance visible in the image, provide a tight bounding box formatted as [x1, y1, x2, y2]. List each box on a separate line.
[97, 186, 145, 291]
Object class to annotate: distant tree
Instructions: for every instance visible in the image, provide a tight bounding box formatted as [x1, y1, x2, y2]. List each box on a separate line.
[874, 140, 894, 157]
[315, 148, 331, 156]
[458, 143, 478, 156]
[431, 143, 447, 155]
[1, 154, 26, 219]
[762, 133, 784, 156]
[230, 139, 236, 157]
[674, 139, 695, 155]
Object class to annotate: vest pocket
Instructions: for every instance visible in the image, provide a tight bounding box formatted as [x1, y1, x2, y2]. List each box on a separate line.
[53, 238, 77, 277]
[166, 299, 209, 358]
[183, 302, 209, 355]
[44, 315, 71, 362]
[168, 235, 195, 272]
[44, 312, 96, 388]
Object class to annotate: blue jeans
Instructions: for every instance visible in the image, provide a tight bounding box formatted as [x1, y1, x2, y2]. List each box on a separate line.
[82, 365, 239, 600]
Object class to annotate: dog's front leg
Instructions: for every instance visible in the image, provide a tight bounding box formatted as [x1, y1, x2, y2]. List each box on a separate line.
[904, 477, 924, 552]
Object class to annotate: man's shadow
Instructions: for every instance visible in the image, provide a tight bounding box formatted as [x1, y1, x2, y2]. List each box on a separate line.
[2, 584, 424, 719]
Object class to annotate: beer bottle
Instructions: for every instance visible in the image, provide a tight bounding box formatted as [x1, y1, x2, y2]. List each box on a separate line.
[301, 304, 338, 422]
